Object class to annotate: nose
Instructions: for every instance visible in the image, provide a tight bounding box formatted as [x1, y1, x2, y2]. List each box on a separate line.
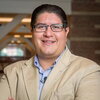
[43, 26, 53, 37]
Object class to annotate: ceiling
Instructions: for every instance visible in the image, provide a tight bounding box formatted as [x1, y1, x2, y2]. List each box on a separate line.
[0, 0, 72, 53]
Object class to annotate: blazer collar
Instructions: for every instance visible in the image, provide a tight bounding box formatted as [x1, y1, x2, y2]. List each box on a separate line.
[40, 47, 73, 100]
[22, 57, 39, 100]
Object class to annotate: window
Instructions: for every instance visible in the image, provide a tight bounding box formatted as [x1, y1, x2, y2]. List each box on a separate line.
[0, 44, 24, 57]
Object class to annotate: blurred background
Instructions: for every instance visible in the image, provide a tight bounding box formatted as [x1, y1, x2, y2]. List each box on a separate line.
[0, 0, 100, 73]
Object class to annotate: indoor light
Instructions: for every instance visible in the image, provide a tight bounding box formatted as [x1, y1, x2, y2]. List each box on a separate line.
[0, 17, 31, 23]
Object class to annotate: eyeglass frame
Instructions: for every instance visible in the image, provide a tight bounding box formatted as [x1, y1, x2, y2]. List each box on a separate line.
[32, 23, 67, 32]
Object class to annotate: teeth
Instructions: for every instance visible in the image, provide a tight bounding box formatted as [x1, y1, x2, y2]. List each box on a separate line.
[42, 40, 55, 43]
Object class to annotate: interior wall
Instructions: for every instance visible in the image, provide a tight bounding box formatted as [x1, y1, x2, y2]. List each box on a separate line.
[70, 0, 100, 64]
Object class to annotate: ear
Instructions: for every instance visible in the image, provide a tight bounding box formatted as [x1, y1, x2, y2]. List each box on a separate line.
[31, 27, 33, 32]
[65, 27, 69, 37]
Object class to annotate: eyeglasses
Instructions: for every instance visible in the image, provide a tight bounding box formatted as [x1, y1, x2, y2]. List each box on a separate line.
[33, 24, 65, 32]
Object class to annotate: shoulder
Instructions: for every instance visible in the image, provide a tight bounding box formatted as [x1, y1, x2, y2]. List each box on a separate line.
[61, 48, 100, 73]
[74, 55, 99, 67]
[3, 57, 34, 74]
[63, 48, 100, 68]
[3, 60, 26, 75]
[70, 54, 100, 75]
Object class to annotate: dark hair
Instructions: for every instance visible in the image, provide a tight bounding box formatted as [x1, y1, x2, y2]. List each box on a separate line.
[31, 4, 68, 30]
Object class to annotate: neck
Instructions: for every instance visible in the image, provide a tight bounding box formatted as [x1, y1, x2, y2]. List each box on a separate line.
[38, 56, 57, 70]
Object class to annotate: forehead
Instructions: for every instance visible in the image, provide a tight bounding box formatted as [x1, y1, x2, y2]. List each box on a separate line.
[36, 12, 62, 24]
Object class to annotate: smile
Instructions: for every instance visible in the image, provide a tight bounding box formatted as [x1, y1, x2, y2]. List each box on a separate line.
[42, 40, 56, 45]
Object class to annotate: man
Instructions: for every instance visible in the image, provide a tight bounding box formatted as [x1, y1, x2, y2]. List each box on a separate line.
[0, 4, 100, 100]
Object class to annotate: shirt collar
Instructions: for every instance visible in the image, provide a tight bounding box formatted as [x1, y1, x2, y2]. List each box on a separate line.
[34, 56, 54, 72]
[34, 48, 66, 71]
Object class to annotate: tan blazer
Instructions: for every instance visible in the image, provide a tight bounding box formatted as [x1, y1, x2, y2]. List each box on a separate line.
[0, 48, 100, 100]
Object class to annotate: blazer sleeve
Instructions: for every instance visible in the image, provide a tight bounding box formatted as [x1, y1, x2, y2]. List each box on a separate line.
[75, 71, 100, 100]
[0, 74, 11, 100]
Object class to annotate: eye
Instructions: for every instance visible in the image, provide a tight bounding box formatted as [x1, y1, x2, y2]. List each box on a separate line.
[52, 25, 63, 30]
[36, 25, 45, 29]
[53, 25, 60, 29]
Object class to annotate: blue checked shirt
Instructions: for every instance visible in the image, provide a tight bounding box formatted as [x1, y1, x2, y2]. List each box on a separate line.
[34, 49, 65, 99]
[34, 56, 54, 99]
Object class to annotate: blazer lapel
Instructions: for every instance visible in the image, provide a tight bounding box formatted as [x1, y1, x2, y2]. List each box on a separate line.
[22, 58, 39, 100]
[41, 48, 72, 100]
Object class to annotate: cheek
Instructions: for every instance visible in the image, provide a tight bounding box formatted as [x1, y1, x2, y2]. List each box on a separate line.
[32, 34, 38, 45]
[32, 34, 42, 47]
[56, 33, 67, 43]
[32, 33, 40, 41]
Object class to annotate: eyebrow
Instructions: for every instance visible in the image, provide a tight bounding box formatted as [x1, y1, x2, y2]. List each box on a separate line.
[35, 23, 47, 25]
[35, 23, 63, 25]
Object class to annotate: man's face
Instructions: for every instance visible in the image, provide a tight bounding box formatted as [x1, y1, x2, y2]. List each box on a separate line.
[32, 12, 69, 59]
